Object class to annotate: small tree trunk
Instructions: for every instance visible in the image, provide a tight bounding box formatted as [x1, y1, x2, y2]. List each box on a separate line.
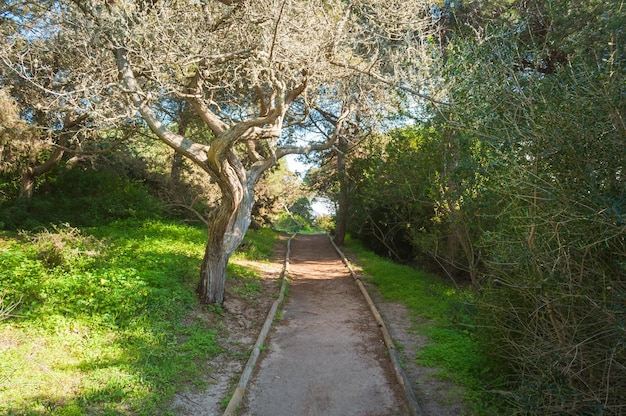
[171, 151, 184, 183]
[19, 168, 35, 199]
[19, 139, 67, 199]
[197, 239, 229, 304]
[171, 108, 189, 183]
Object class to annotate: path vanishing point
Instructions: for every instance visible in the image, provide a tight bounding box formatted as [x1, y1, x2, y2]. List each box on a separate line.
[237, 233, 413, 416]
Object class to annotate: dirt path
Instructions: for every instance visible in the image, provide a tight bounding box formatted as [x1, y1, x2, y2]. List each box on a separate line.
[240, 234, 409, 416]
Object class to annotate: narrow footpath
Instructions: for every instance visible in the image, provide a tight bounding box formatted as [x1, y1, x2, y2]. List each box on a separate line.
[240, 234, 409, 416]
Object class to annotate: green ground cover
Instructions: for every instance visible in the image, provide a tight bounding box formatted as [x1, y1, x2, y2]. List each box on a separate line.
[0, 220, 275, 415]
[344, 236, 505, 415]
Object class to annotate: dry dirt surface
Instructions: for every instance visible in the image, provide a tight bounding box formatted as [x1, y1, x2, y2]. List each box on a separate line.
[169, 233, 466, 416]
[241, 233, 408, 416]
[168, 237, 287, 416]
[363, 287, 467, 416]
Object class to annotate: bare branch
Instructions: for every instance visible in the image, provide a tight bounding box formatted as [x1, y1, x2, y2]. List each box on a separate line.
[330, 60, 448, 106]
[115, 47, 213, 172]
[276, 103, 353, 158]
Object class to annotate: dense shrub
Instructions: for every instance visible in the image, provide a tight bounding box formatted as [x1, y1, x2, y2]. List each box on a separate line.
[0, 167, 161, 229]
[440, 3, 626, 413]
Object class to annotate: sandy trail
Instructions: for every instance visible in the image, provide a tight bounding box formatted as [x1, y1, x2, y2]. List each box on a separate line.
[241, 233, 409, 416]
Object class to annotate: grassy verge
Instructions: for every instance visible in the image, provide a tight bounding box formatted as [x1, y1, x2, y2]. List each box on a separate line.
[343, 236, 504, 415]
[0, 220, 277, 416]
[272, 213, 324, 234]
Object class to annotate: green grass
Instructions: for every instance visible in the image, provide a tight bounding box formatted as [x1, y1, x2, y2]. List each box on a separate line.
[0, 219, 278, 415]
[344, 236, 504, 415]
[233, 227, 278, 261]
[271, 213, 323, 234]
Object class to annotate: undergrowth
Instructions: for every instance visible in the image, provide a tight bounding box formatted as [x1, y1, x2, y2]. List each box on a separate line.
[0, 219, 278, 415]
[0, 168, 160, 230]
[344, 236, 506, 415]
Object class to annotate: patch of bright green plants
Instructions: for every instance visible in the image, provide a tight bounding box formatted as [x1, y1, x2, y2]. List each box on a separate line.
[232, 227, 277, 261]
[272, 213, 322, 234]
[227, 263, 263, 299]
[0, 220, 221, 415]
[228, 227, 281, 299]
[0, 166, 283, 415]
[344, 236, 504, 415]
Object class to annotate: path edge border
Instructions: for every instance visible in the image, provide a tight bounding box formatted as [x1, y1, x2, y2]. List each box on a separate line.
[328, 235, 424, 416]
[222, 233, 297, 416]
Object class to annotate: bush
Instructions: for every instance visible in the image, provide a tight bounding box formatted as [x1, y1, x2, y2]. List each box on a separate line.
[21, 224, 104, 270]
[314, 214, 335, 233]
[0, 168, 161, 229]
[443, 6, 626, 413]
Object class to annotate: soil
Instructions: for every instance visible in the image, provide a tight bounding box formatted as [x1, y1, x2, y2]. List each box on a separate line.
[169, 233, 466, 416]
[241, 234, 407, 416]
[363, 285, 467, 415]
[168, 237, 288, 416]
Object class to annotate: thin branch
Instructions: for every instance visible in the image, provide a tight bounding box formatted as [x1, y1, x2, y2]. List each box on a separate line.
[330, 60, 448, 106]
[269, 0, 289, 63]
[168, 203, 210, 226]
[115, 47, 215, 175]
[276, 102, 352, 158]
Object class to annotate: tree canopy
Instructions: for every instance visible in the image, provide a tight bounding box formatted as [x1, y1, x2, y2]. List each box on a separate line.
[1, 1, 624, 413]
[1, 0, 437, 304]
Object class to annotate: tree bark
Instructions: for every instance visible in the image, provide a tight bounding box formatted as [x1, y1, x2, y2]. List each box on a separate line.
[18, 146, 65, 199]
[171, 152, 184, 183]
[171, 103, 190, 183]
[19, 167, 36, 199]
[196, 179, 256, 304]
[196, 150, 258, 304]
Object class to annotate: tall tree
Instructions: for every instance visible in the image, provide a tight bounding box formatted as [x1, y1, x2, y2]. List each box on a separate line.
[1, 0, 436, 304]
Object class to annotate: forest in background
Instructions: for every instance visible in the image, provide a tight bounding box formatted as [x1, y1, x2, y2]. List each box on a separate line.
[1, 1, 625, 415]
[331, 2, 626, 414]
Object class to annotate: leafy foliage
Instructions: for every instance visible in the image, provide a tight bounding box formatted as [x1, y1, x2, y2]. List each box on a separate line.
[347, 128, 438, 262]
[0, 167, 161, 230]
[345, 1, 625, 414]
[347, 125, 497, 284]
[0, 218, 280, 415]
[440, 2, 626, 413]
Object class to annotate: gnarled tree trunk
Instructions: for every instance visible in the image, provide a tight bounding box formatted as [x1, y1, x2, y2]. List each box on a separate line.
[196, 149, 258, 304]
[196, 187, 256, 304]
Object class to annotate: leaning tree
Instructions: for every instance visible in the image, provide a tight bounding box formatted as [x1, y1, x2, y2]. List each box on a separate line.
[1, 0, 436, 304]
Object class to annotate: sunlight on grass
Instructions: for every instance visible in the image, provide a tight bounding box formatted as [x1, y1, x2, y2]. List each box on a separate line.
[0, 220, 280, 415]
[344, 236, 502, 415]
[0, 219, 226, 415]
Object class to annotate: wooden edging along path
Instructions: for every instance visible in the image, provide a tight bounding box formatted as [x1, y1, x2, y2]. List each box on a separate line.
[222, 233, 296, 416]
[223, 232, 423, 416]
[327, 235, 423, 416]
